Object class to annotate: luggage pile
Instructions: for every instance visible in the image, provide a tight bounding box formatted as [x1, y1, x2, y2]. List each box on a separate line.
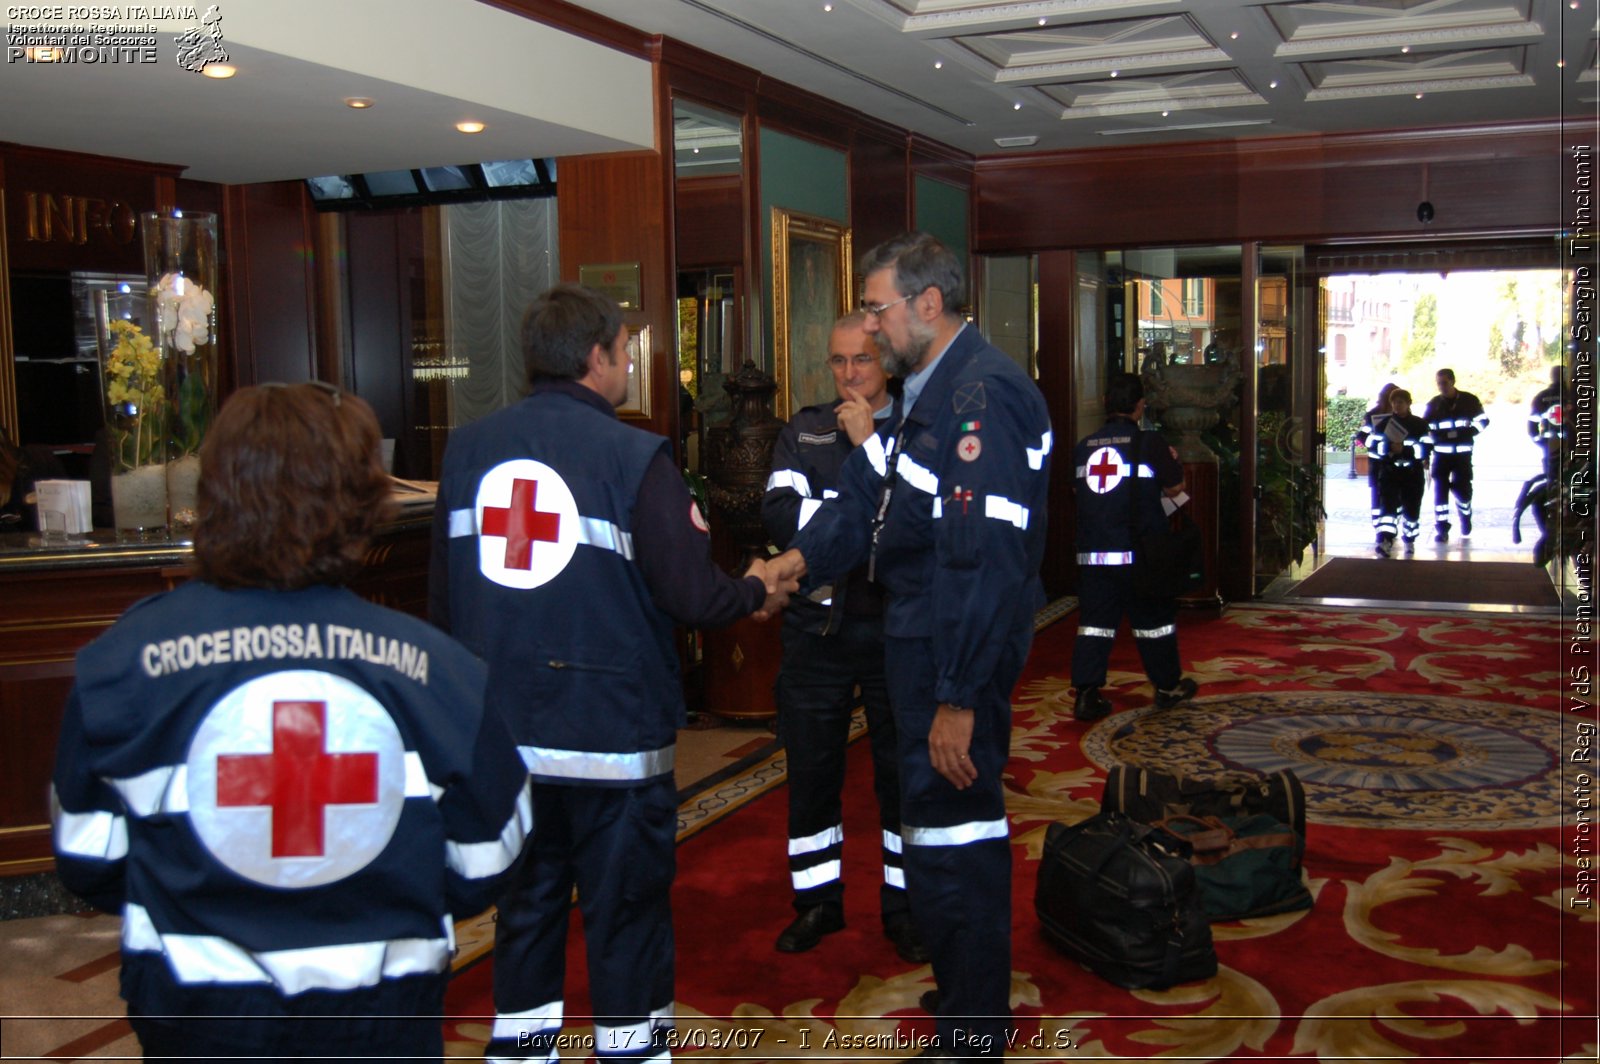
[1035, 766, 1312, 989]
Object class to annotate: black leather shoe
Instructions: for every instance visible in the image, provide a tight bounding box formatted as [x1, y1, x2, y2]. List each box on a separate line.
[1073, 686, 1112, 722]
[1155, 676, 1199, 710]
[884, 913, 930, 963]
[775, 902, 844, 952]
[1462, 514, 1472, 535]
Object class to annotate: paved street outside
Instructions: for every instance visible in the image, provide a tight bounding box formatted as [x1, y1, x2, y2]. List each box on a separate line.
[1316, 400, 1547, 565]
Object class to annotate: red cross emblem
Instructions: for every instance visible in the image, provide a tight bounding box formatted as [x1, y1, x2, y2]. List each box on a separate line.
[1084, 445, 1127, 494]
[216, 700, 378, 858]
[481, 477, 561, 570]
[957, 434, 982, 462]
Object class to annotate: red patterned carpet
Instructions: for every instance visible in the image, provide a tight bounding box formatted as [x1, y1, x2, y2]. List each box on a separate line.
[444, 605, 1595, 1061]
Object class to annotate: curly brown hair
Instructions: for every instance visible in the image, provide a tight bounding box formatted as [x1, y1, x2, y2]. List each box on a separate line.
[192, 382, 394, 589]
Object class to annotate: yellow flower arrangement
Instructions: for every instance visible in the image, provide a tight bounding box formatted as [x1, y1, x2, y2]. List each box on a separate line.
[103, 318, 167, 468]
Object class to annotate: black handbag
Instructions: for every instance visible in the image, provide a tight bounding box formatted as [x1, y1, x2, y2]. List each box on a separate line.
[1035, 812, 1217, 989]
[1101, 765, 1309, 844]
[1129, 433, 1204, 598]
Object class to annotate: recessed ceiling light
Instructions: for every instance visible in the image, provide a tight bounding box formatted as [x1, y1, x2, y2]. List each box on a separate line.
[1012, 101, 1022, 110]
[1401, 45, 1411, 53]
[1559, 58, 1567, 68]
[994, 135, 1038, 148]
[1269, 80, 1279, 89]
[1038, 17, 1046, 25]
[344, 97, 374, 109]
[26, 45, 63, 61]
[456, 120, 486, 133]
[202, 63, 236, 79]
[1230, 32, 1240, 40]
[934, 60, 943, 69]
[823, 2, 832, 9]
[1162, 110, 1171, 117]
[1415, 93, 1425, 100]
[1109, 70, 1119, 78]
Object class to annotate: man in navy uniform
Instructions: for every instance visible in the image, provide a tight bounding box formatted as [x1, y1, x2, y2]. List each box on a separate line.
[1069, 373, 1199, 722]
[430, 284, 794, 1062]
[1366, 388, 1432, 556]
[53, 383, 534, 1062]
[762, 312, 926, 964]
[771, 232, 1051, 1059]
[1423, 367, 1489, 542]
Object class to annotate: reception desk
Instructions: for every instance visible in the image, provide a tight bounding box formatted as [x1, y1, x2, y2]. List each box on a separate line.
[0, 514, 432, 877]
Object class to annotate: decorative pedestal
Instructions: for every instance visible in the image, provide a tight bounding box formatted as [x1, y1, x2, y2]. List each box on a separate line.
[700, 361, 783, 721]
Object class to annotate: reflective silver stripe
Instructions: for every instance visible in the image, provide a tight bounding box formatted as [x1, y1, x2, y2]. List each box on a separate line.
[1027, 430, 1053, 470]
[792, 859, 842, 890]
[864, 434, 890, 476]
[765, 468, 812, 497]
[111, 764, 188, 816]
[822, 488, 839, 500]
[789, 823, 843, 856]
[797, 498, 823, 529]
[1136, 463, 1157, 478]
[1433, 443, 1474, 454]
[883, 829, 903, 854]
[1078, 625, 1118, 639]
[447, 781, 534, 880]
[932, 496, 943, 519]
[518, 744, 674, 782]
[884, 864, 906, 889]
[904, 818, 1009, 847]
[594, 1019, 658, 1060]
[403, 751, 442, 801]
[1133, 624, 1178, 639]
[896, 452, 940, 496]
[574, 517, 635, 560]
[490, 999, 564, 1051]
[1077, 551, 1133, 565]
[51, 788, 128, 862]
[450, 508, 633, 560]
[121, 902, 449, 994]
[984, 494, 1029, 530]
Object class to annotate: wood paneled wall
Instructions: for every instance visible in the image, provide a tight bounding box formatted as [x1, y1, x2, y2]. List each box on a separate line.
[974, 121, 1570, 253]
[219, 181, 321, 391]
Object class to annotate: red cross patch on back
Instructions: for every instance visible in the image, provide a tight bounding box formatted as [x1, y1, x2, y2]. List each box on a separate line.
[475, 459, 581, 590]
[187, 670, 406, 889]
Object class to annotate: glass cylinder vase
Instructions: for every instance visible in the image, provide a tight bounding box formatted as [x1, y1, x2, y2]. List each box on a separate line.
[94, 288, 169, 537]
[143, 209, 218, 534]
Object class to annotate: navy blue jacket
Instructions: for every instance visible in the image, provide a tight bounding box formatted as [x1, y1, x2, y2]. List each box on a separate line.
[1073, 415, 1184, 562]
[51, 581, 532, 1023]
[789, 325, 1051, 709]
[1424, 389, 1489, 454]
[430, 380, 764, 785]
[763, 399, 887, 635]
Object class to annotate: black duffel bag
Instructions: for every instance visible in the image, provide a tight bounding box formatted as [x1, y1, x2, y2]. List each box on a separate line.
[1102, 765, 1309, 846]
[1035, 812, 1216, 990]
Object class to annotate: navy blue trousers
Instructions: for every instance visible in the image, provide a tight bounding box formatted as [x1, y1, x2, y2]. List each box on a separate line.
[887, 630, 1030, 1059]
[776, 618, 908, 919]
[487, 780, 677, 1062]
[1070, 565, 1181, 692]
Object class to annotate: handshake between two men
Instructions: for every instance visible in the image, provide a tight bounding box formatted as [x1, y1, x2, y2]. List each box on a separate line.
[742, 549, 810, 622]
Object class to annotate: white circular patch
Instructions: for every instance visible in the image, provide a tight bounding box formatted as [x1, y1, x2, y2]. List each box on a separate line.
[476, 459, 580, 590]
[186, 670, 406, 889]
[957, 434, 982, 462]
[1082, 445, 1129, 494]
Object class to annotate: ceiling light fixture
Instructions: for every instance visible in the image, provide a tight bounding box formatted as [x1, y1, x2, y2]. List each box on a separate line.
[456, 120, 486, 133]
[202, 63, 236, 79]
[1415, 93, 1424, 100]
[1230, 32, 1240, 40]
[1269, 80, 1279, 89]
[1162, 110, 1170, 117]
[934, 60, 943, 69]
[26, 45, 63, 61]
[1012, 101, 1023, 110]
[1038, 17, 1046, 25]
[344, 97, 374, 109]
[1109, 70, 1119, 78]
[1401, 45, 1411, 53]
[823, 2, 832, 10]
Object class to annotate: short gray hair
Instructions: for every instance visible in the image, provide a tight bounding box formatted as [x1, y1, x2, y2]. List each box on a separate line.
[858, 232, 966, 314]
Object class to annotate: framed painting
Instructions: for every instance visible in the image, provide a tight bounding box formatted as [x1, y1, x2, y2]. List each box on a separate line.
[772, 208, 852, 419]
[620, 324, 652, 417]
